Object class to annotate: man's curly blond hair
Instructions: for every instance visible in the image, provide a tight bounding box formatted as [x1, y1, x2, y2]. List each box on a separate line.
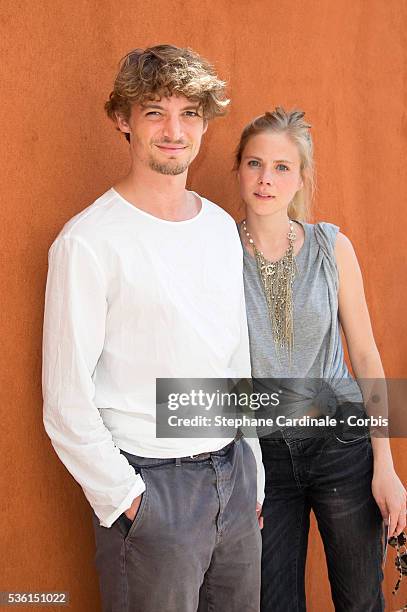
[105, 44, 229, 140]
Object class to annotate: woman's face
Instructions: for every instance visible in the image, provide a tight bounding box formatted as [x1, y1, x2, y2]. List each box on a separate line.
[238, 131, 303, 217]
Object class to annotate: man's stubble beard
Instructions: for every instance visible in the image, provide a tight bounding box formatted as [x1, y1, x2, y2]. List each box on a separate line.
[148, 157, 190, 176]
[148, 142, 195, 176]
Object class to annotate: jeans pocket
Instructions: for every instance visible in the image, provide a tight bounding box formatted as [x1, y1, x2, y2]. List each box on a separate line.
[334, 431, 370, 445]
[123, 469, 148, 541]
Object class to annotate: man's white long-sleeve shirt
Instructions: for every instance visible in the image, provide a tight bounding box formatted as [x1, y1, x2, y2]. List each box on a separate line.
[42, 188, 264, 527]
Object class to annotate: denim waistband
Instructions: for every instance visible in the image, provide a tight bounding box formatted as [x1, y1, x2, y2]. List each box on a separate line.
[120, 431, 242, 468]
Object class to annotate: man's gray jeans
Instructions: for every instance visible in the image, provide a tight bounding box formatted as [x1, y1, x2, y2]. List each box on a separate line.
[91, 436, 261, 612]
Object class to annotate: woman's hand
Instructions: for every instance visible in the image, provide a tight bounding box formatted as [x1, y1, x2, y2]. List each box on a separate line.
[372, 465, 406, 537]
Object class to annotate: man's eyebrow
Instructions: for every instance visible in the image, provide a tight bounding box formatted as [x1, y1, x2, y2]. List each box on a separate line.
[141, 103, 165, 110]
[140, 103, 201, 111]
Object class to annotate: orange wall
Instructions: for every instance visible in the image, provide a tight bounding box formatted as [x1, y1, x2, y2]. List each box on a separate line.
[1, 1, 406, 610]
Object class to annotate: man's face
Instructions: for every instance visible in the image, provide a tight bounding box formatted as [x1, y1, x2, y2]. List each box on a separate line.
[117, 94, 207, 175]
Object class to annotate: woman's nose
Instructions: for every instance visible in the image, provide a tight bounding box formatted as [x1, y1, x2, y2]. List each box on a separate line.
[258, 172, 274, 185]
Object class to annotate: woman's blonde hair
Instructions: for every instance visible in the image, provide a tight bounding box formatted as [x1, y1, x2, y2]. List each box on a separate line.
[234, 108, 314, 221]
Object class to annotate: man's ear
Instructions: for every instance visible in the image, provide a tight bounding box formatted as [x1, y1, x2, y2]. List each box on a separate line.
[115, 112, 131, 136]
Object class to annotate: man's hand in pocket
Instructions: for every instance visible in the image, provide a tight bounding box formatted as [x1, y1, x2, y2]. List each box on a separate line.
[125, 494, 143, 521]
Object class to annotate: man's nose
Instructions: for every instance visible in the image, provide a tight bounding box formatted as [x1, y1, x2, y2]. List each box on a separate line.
[162, 115, 183, 141]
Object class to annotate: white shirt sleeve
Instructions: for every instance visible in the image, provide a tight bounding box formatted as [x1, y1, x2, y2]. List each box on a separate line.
[244, 436, 265, 506]
[42, 235, 145, 528]
[229, 282, 265, 506]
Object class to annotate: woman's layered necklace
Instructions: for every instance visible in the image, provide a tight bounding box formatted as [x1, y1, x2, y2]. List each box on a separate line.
[242, 219, 297, 362]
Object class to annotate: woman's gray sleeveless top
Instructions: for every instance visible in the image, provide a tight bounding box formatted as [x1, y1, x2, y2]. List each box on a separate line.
[242, 221, 363, 438]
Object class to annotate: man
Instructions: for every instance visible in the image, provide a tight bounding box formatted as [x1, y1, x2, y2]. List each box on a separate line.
[42, 45, 264, 612]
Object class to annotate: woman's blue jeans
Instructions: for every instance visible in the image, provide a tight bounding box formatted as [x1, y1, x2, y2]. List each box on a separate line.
[260, 432, 384, 611]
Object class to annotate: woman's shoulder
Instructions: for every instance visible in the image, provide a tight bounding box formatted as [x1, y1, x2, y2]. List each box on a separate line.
[302, 220, 340, 255]
[303, 220, 340, 235]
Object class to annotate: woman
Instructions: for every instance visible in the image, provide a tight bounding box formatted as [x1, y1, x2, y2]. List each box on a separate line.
[235, 108, 406, 611]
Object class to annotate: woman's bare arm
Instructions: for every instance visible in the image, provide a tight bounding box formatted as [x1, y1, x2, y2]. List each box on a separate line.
[335, 232, 406, 536]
